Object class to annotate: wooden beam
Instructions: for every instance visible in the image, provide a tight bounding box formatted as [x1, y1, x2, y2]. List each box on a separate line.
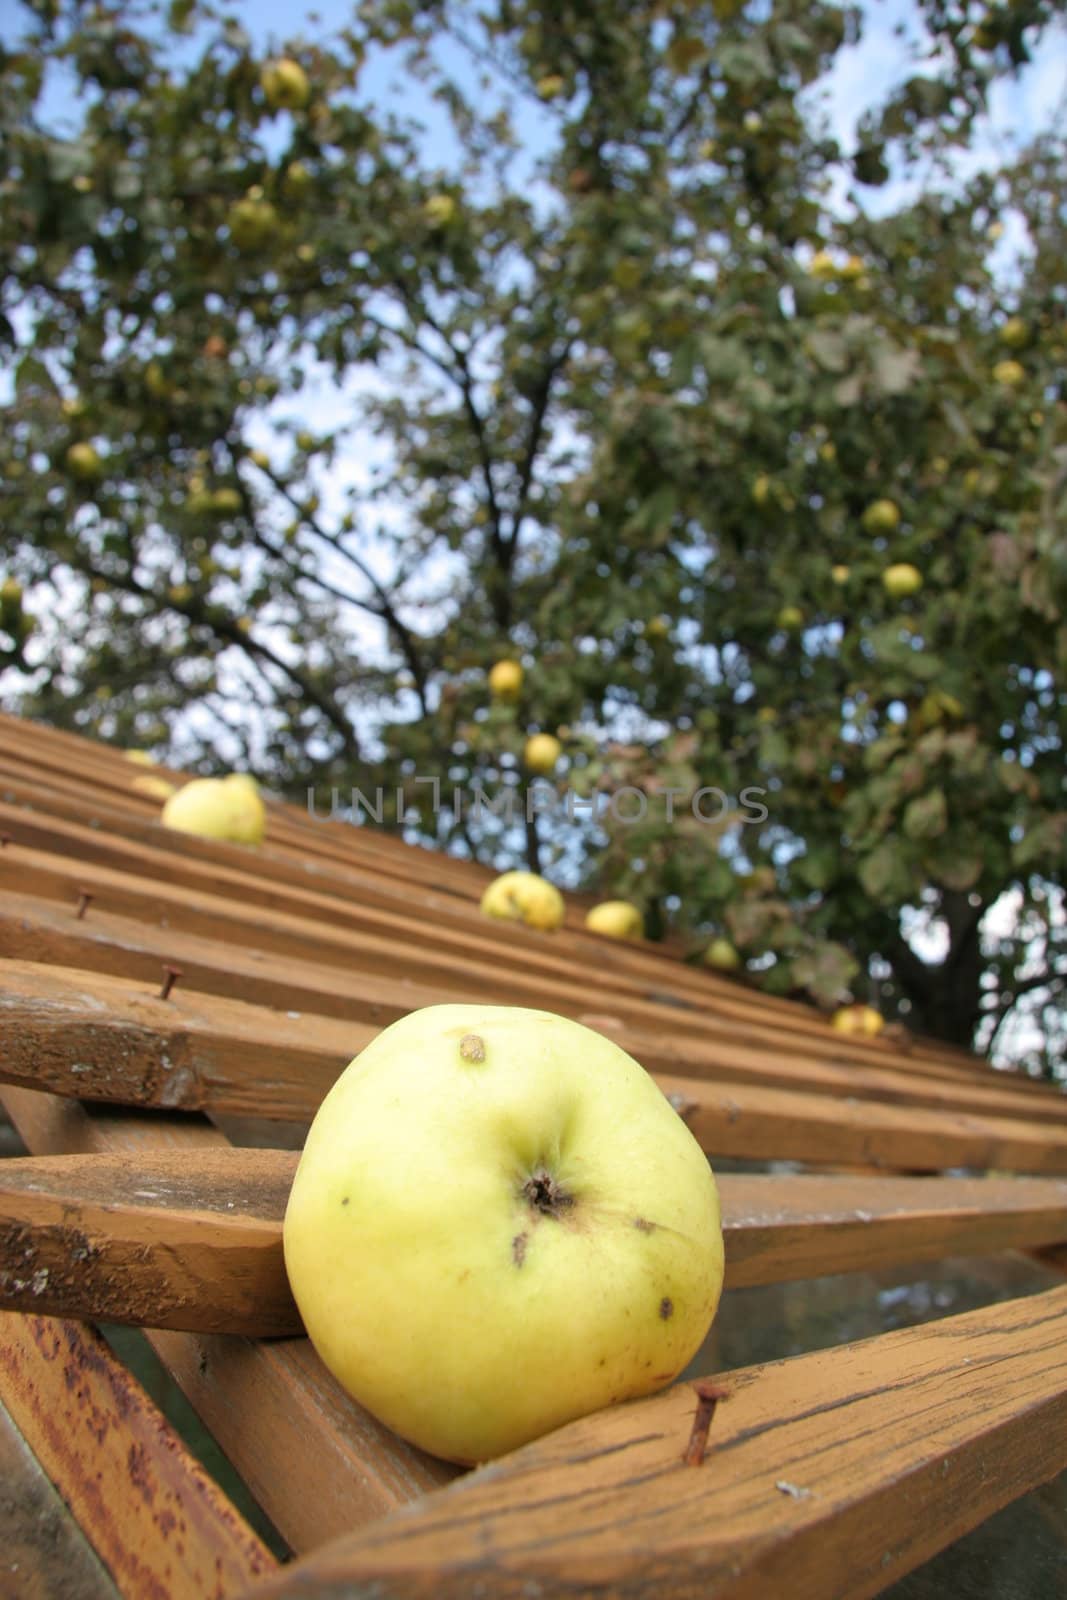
[233, 1285, 1067, 1600]
[0, 1312, 276, 1599]
[4, 1151, 1067, 1333]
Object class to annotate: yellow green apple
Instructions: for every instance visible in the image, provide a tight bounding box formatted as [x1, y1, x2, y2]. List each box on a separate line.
[283, 1004, 724, 1463]
[65, 442, 102, 481]
[480, 870, 564, 931]
[882, 562, 923, 599]
[704, 937, 741, 971]
[808, 249, 837, 281]
[862, 498, 900, 535]
[523, 733, 562, 775]
[584, 901, 644, 940]
[831, 564, 850, 584]
[261, 57, 310, 111]
[535, 73, 566, 99]
[992, 359, 1025, 388]
[131, 775, 177, 802]
[999, 316, 1028, 349]
[227, 193, 280, 251]
[776, 604, 804, 630]
[161, 774, 266, 846]
[423, 193, 457, 227]
[831, 1003, 884, 1037]
[488, 659, 523, 701]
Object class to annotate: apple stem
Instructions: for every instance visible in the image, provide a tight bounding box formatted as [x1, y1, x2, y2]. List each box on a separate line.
[75, 888, 94, 921]
[158, 964, 183, 1001]
[682, 1382, 729, 1467]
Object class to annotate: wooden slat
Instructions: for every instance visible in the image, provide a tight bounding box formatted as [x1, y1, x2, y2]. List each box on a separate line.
[233, 1285, 1067, 1600]
[0, 1312, 275, 1599]
[6, 956, 1067, 1176]
[6, 955, 1067, 1176]
[0, 1395, 121, 1600]
[0, 1150, 299, 1336]
[3, 954, 1062, 1134]
[0, 731, 1023, 1087]
[0, 1086, 458, 1555]
[4, 1151, 1067, 1334]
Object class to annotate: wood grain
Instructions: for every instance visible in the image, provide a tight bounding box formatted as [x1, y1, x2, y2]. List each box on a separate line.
[3, 957, 1064, 1135]
[0, 1086, 458, 1554]
[0, 1312, 275, 1599]
[0, 718, 1023, 1084]
[238, 1284, 1067, 1600]
[4, 1151, 1067, 1334]
[0, 1397, 121, 1600]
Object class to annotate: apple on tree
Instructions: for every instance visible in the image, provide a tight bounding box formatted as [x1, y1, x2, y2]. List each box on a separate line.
[488, 658, 523, 701]
[283, 1004, 724, 1463]
[523, 732, 562, 775]
[261, 57, 311, 112]
[704, 937, 741, 971]
[882, 562, 923, 599]
[861, 498, 900, 536]
[65, 441, 102, 481]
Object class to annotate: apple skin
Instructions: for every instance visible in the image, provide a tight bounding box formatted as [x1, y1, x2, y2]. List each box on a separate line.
[831, 1003, 884, 1037]
[523, 732, 561, 774]
[882, 562, 923, 599]
[480, 870, 564, 931]
[161, 774, 265, 845]
[488, 659, 523, 701]
[283, 1004, 724, 1464]
[585, 900, 644, 939]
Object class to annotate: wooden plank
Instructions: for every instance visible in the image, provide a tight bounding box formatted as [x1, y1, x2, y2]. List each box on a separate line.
[6, 890, 1067, 1162]
[3, 956, 1062, 1134]
[5, 957, 1067, 1176]
[0, 713, 1022, 1076]
[4, 837, 1064, 1124]
[234, 1284, 1067, 1600]
[4, 1152, 1067, 1334]
[0, 1150, 300, 1336]
[0, 1312, 275, 1599]
[0, 1086, 458, 1555]
[0, 746, 1018, 1087]
[0, 1396, 121, 1600]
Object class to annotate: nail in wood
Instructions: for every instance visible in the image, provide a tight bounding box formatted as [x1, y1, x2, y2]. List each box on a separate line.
[159, 965, 183, 1001]
[76, 889, 93, 920]
[682, 1382, 729, 1467]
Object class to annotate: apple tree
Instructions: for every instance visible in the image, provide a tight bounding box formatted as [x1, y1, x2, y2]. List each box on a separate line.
[1, 0, 1065, 1067]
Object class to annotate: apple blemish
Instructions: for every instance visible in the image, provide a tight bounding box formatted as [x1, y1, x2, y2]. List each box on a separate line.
[459, 1033, 486, 1063]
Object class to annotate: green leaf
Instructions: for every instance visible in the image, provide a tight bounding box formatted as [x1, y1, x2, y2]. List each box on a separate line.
[858, 839, 913, 904]
[902, 787, 947, 840]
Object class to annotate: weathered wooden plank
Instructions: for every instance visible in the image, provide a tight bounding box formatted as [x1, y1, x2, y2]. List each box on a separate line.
[4, 1152, 1067, 1334]
[0, 1396, 121, 1600]
[3, 959, 1063, 1139]
[0, 1312, 276, 1599]
[0, 743, 1011, 1086]
[5, 956, 1067, 1176]
[0, 1086, 458, 1555]
[0, 1150, 299, 1336]
[236, 1285, 1067, 1600]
